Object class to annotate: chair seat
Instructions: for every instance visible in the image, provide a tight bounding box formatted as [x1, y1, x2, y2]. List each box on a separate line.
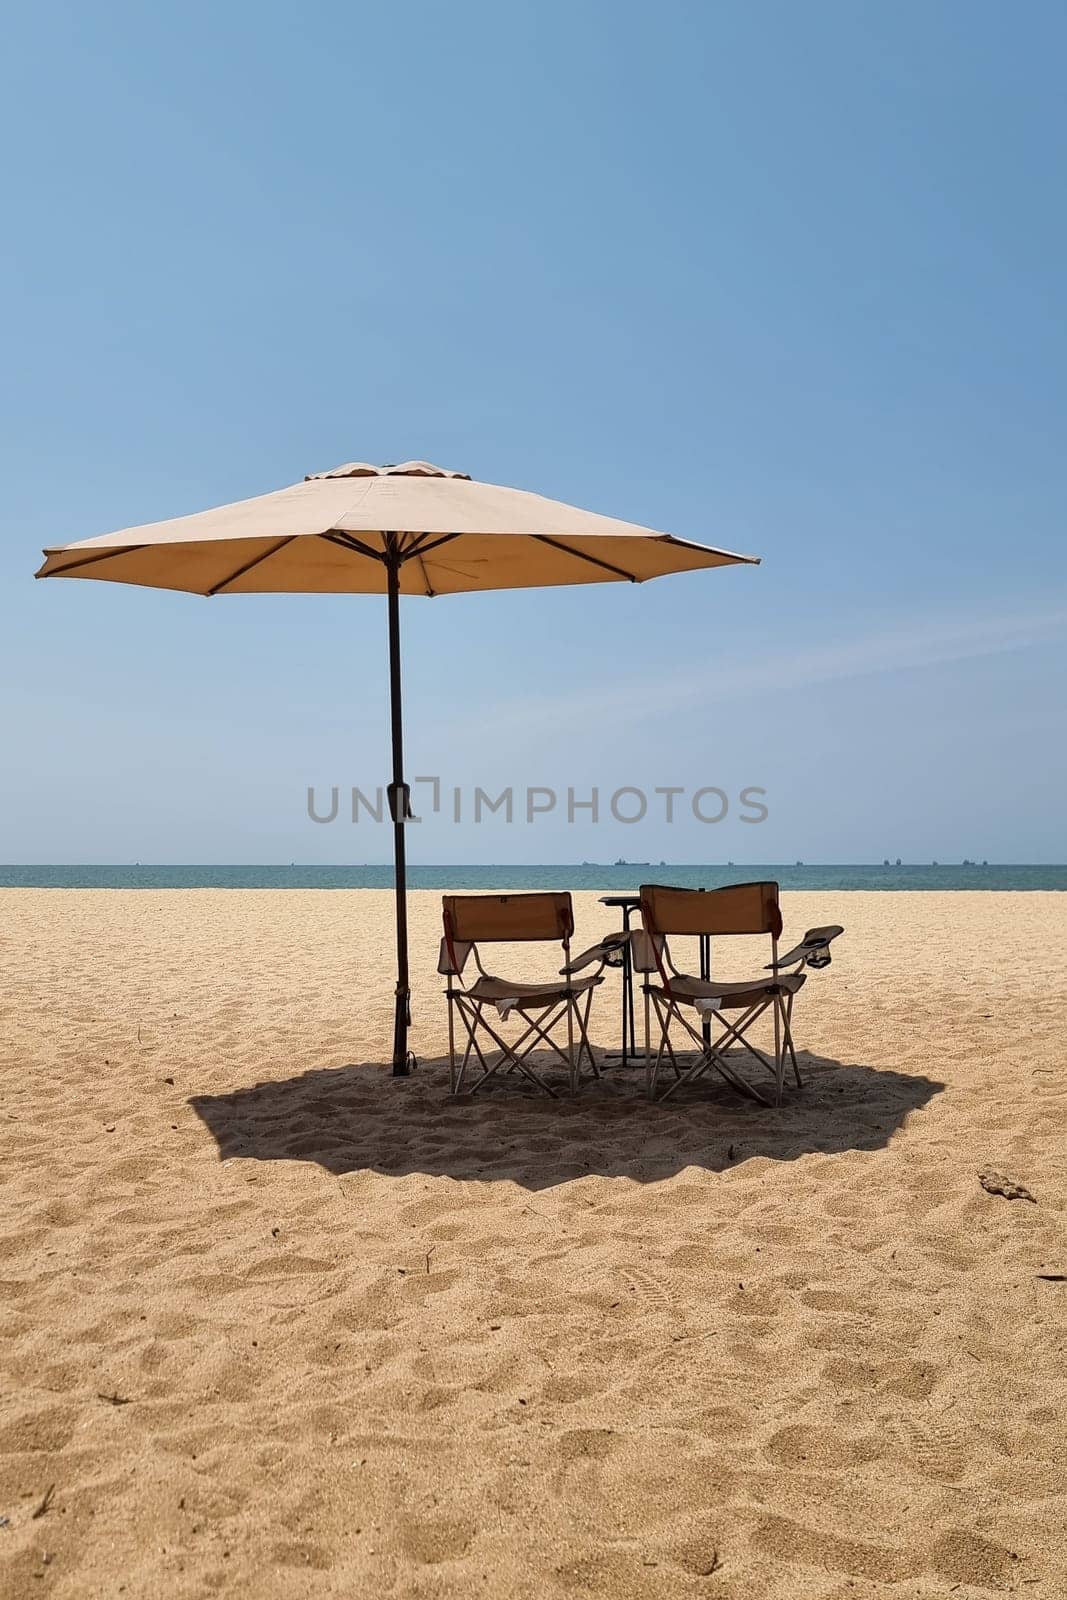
[651, 971, 806, 1010]
[468, 972, 603, 1006]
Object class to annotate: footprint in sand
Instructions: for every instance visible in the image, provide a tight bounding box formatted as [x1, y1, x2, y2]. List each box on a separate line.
[819, 1355, 879, 1390]
[398, 1516, 475, 1565]
[617, 1266, 675, 1312]
[801, 1287, 867, 1313]
[879, 1358, 941, 1401]
[929, 1528, 1019, 1588]
[557, 1427, 616, 1462]
[399, 1196, 473, 1228]
[270, 1541, 332, 1570]
[0, 1402, 79, 1454]
[763, 1422, 881, 1470]
[888, 1412, 970, 1483]
[750, 1513, 920, 1585]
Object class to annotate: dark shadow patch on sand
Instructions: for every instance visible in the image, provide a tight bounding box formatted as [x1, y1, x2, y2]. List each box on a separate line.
[190, 1053, 944, 1190]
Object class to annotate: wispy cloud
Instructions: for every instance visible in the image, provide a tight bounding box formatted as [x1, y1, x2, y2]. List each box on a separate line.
[437, 605, 1067, 743]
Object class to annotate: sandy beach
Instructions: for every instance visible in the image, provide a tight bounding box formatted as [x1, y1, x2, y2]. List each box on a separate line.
[0, 887, 1064, 1598]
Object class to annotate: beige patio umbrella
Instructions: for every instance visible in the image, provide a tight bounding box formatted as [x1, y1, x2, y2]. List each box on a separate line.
[35, 459, 760, 1073]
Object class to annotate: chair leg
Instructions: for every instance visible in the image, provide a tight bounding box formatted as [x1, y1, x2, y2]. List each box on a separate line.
[654, 1000, 773, 1106]
[446, 983, 457, 1095]
[650, 992, 673, 1100]
[456, 997, 538, 1095]
[566, 990, 577, 1096]
[575, 989, 599, 1082]
[715, 995, 797, 1099]
[495, 1008, 564, 1096]
[715, 1002, 779, 1082]
[482, 998, 596, 1097]
[784, 992, 802, 1087]
[453, 998, 494, 1094]
[661, 1011, 680, 1077]
[644, 984, 653, 1101]
[450, 980, 601, 1101]
[512, 1002, 578, 1075]
[656, 1007, 714, 1101]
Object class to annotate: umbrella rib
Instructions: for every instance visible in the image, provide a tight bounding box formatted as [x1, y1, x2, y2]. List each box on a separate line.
[657, 533, 760, 565]
[321, 530, 387, 563]
[406, 532, 463, 558]
[207, 536, 297, 595]
[532, 534, 638, 582]
[397, 531, 439, 595]
[411, 549, 435, 597]
[37, 544, 146, 578]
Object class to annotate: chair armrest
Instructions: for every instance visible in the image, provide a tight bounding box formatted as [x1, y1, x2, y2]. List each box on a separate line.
[766, 924, 844, 971]
[560, 931, 630, 975]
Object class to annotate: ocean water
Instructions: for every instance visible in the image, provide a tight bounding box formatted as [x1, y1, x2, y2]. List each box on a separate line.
[0, 864, 1063, 891]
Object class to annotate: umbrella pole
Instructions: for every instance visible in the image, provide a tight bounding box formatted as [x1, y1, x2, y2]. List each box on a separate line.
[385, 540, 411, 1076]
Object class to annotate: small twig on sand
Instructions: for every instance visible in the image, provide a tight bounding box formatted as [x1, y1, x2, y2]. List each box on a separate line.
[1036, 1273, 1066, 1283]
[32, 1485, 55, 1520]
[425, 1247, 436, 1275]
[97, 1392, 131, 1406]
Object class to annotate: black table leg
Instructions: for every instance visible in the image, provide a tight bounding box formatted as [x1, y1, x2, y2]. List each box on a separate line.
[626, 918, 636, 1061]
[700, 932, 711, 1046]
[607, 905, 636, 1064]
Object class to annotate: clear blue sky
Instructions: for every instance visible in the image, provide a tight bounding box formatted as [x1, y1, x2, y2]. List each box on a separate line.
[2, 0, 1065, 863]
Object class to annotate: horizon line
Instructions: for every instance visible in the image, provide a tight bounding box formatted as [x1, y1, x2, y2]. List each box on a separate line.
[2, 861, 1064, 871]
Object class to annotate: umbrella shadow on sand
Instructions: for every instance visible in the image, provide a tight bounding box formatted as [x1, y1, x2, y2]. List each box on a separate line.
[190, 1053, 945, 1190]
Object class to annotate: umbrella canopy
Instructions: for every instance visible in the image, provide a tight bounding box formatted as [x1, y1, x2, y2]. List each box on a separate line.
[35, 460, 760, 1074]
[36, 459, 756, 595]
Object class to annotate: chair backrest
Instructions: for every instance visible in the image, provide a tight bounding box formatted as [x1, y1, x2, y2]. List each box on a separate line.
[442, 891, 574, 945]
[639, 881, 783, 940]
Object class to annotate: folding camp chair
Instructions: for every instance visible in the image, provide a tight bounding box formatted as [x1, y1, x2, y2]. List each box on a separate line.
[635, 882, 843, 1105]
[440, 892, 622, 1097]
